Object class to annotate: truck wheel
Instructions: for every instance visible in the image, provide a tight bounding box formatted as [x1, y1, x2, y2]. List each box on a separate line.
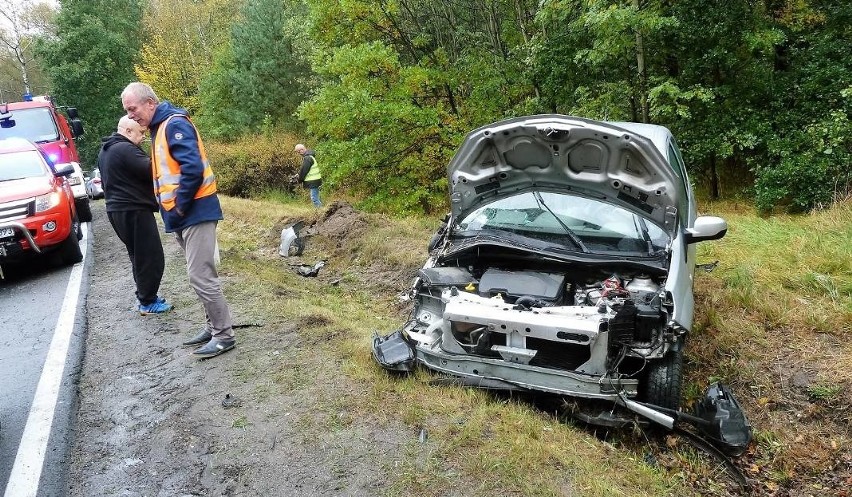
[640, 343, 684, 410]
[75, 198, 92, 222]
[58, 217, 83, 265]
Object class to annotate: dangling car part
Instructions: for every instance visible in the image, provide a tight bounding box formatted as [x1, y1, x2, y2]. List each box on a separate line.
[620, 383, 753, 488]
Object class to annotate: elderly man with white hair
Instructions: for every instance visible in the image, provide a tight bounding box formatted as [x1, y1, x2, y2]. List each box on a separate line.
[294, 143, 322, 207]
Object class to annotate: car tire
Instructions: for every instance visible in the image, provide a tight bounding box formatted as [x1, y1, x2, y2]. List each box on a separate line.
[57, 216, 84, 265]
[640, 341, 684, 410]
[76, 197, 92, 222]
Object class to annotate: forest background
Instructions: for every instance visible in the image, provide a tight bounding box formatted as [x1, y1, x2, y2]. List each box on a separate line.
[1, 0, 850, 216]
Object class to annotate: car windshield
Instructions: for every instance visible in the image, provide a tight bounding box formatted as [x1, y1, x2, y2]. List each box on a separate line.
[456, 191, 670, 255]
[0, 150, 50, 181]
[0, 108, 60, 143]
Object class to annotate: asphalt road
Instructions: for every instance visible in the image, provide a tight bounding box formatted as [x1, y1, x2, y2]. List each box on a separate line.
[0, 224, 91, 497]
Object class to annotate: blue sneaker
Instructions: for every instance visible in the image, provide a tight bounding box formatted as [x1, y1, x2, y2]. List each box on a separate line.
[138, 299, 173, 315]
[136, 295, 168, 306]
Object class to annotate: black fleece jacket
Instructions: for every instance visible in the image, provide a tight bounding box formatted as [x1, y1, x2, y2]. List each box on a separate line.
[97, 133, 158, 213]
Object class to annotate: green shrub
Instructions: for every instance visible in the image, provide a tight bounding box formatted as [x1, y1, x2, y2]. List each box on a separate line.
[206, 132, 302, 198]
[754, 106, 852, 213]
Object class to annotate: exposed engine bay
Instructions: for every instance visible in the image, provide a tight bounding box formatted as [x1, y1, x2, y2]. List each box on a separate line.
[403, 256, 677, 381]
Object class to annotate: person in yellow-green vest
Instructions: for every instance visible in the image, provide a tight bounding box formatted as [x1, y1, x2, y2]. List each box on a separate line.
[294, 143, 322, 207]
[121, 81, 236, 360]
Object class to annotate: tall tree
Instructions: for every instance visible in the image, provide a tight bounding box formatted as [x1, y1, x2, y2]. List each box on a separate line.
[656, 0, 778, 200]
[301, 0, 541, 213]
[135, 0, 238, 114]
[532, 0, 679, 122]
[753, 0, 852, 211]
[196, 0, 314, 137]
[36, 0, 145, 167]
[0, 0, 54, 100]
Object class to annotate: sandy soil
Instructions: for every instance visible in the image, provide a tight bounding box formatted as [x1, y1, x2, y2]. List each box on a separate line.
[68, 203, 406, 497]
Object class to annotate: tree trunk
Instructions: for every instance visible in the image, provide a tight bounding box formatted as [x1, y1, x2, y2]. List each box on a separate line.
[632, 0, 649, 123]
[709, 153, 719, 199]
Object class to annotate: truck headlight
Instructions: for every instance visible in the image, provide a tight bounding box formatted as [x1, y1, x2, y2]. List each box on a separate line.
[35, 192, 61, 212]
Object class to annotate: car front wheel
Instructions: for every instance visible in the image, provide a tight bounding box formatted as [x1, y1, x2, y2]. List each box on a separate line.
[57, 215, 83, 266]
[640, 340, 684, 410]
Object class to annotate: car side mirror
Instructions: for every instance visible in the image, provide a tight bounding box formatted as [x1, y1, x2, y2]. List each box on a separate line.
[685, 216, 727, 244]
[0, 117, 15, 129]
[66, 107, 79, 119]
[53, 163, 75, 177]
[70, 118, 84, 137]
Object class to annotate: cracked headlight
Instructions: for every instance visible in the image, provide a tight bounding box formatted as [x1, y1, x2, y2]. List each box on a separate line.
[35, 192, 61, 213]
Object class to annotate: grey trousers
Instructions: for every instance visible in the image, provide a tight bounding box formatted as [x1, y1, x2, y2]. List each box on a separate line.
[174, 221, 234, 340]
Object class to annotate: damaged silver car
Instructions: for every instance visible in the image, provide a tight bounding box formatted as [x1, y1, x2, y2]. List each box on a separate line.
[373, 115, 728, 412]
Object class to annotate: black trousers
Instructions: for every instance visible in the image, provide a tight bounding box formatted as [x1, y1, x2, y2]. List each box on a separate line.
[107, 210, 165, 305]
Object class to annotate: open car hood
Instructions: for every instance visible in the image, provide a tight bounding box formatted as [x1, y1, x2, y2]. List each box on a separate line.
[448, 115, 681, 233]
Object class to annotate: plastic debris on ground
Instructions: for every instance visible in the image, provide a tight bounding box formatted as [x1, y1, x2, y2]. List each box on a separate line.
[290, 260, 326, 277]
[278, 221, 305, 257]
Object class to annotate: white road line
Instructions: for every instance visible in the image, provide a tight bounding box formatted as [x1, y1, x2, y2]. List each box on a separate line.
[4, 224, 89, 497]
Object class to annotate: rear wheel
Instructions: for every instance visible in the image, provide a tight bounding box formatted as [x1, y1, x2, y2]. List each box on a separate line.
[641, 341, 684, 410]
[75, 198, 92, 222]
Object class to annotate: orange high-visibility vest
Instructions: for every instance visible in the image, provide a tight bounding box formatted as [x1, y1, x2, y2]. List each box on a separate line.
[152, 115, 217, 211]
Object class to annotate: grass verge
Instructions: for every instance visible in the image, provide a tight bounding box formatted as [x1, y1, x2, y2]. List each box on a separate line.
[215, 194, 852, 496]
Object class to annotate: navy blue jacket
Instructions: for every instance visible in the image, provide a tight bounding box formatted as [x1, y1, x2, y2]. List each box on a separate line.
[149, 101, 223, 233]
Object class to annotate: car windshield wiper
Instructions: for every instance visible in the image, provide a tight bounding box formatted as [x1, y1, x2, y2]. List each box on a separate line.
[634, 215, 656, 255]
[533, 191, 590, 253]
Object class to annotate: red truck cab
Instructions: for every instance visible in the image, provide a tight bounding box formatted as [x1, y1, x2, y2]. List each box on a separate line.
[0, 95, 92, 221]
[0, 138, 83, 269]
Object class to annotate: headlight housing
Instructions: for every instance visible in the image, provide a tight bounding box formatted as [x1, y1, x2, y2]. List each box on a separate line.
[35, 192, 61, 212]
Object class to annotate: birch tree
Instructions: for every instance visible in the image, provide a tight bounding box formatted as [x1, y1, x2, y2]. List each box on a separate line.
[0, 0, 54, 99]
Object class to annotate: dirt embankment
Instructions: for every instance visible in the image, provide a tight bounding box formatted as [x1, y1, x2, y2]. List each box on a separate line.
[70, 202, 411, 496]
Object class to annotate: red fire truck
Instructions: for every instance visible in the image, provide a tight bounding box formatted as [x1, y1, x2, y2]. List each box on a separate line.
[0, 95, 91, 221]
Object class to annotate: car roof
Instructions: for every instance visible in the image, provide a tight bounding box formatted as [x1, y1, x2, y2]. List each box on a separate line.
[2, 98, 54, 111]
[0, 137, 41, 154]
